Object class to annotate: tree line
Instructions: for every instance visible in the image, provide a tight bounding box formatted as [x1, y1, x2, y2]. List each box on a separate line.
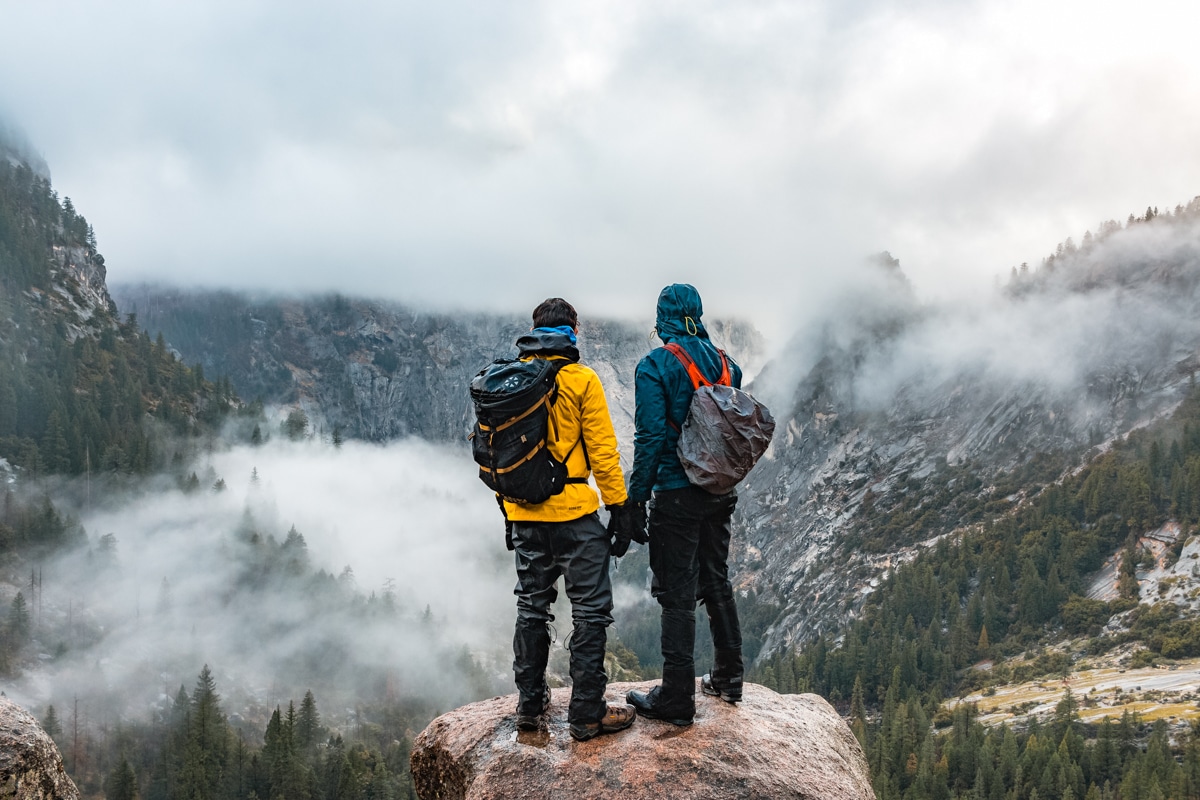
[45, 665, 420, 800]
[0, 157, 235, 477]
[751, 387, 1200, 798]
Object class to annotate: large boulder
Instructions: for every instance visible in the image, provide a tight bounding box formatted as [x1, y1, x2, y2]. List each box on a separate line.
[0, 697, 80, 800]
[411, 681, 874, 800]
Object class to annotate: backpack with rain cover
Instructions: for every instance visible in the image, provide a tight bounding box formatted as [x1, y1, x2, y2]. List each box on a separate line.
[469, 357, 587, 504]
[664, 343, 776, 494]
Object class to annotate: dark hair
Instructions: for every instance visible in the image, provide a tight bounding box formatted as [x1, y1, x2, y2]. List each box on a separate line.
[532, 297, 578, 329]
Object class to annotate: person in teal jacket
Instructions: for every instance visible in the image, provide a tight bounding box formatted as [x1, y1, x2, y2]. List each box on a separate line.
[626, 284, 744, 501]
[625, 284, 746, 726]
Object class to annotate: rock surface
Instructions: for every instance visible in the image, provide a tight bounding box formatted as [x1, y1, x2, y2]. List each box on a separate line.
[0, 697, 80, 800]
[410, 681, 874, 800]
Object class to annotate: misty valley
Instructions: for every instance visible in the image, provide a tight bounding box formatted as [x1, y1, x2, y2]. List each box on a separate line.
[11, 132, 1200, 799]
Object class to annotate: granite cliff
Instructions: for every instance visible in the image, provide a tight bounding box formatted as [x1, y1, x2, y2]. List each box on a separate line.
[109, 286, 764, 449]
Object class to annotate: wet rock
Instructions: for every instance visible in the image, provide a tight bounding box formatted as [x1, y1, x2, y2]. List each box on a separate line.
[410, 681, 873, 800]
[0, 697, 80, 800]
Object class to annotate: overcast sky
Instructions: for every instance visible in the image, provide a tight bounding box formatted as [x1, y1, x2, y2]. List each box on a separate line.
[3, 0, 1200, 340]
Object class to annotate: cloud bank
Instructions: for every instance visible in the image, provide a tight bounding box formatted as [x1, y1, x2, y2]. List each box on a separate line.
[3, 1, 1200, 339]
[755, 209, 1200, 444]
[6, 437, 522, 726]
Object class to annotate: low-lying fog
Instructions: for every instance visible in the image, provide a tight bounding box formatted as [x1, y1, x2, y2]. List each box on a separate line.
[6, 437, 529, 728]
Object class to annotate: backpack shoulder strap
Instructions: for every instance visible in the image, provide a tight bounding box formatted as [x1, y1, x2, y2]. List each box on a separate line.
[663, 342, 708, 389]
[545, 356, 589, 484]
[715, 349, 731, 387]
[663, 342, 731, 387]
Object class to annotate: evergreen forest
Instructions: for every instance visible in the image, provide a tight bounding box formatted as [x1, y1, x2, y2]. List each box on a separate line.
[48, 666, 424, 800]
[0, 158, 235, 477]
[749, 387, 1200, 799]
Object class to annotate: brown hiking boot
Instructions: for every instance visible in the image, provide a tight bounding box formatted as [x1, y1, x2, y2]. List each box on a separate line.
[516, 684, 552, 732]
[569, 703, 637, 741]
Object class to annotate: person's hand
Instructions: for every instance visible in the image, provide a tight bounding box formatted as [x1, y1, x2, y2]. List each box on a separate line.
[607, 501, 647, 556]
[626, 501, 648, 544]
[606, 504, 630, 556]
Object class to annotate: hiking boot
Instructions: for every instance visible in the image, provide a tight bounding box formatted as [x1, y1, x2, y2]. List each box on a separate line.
[701, 673, 742, 704]
[626, 685, 694, 726]
[569, 703, 637, 741]
[516, 684, 552, 732]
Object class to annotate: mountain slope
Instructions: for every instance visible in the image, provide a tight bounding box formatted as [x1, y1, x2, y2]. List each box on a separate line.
[108, 285, 765, 448]
[734, 200, 1200, 656]
[0, 140, 234, 477]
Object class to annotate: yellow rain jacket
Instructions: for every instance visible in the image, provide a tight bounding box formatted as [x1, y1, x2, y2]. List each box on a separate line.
[503, 349, 627, 523]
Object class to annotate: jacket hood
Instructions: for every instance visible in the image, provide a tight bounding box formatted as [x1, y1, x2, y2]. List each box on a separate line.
[655, 283, 708, 342]
[515, 329, 581, 361]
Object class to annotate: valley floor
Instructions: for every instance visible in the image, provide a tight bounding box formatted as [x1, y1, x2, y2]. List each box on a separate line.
[954, 652, 1200, 729]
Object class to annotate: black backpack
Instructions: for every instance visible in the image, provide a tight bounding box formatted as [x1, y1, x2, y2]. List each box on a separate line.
[664, 343, 776, 494]
[469, 357, 586, 504]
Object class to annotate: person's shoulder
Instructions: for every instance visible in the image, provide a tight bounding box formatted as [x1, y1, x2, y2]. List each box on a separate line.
[639, 345, 676, 362]
[557, 361, 602, 386]
[558, 360, 595, 374]
[636, 347, 672, 373]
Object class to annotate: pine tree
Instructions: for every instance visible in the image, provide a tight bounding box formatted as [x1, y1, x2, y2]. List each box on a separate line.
[1118, 539, 1140, 600]
[283, 409, 308, 440]
[42, 705, 62, 739]
[180, 665, 229, 800]
[107, 756, 139, 800]
[297, 691, 320, 750]
[282, 527, 310, 576]
[263, 703, 309, 800]
[8, 591, 30, 645]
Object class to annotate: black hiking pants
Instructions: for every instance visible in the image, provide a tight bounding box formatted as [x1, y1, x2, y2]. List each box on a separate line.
[648, 486, 742, 698]
[511, 512, 613, 725]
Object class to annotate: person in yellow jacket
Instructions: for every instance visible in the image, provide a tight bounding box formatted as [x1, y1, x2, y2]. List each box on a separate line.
[505, 297, 638, 741]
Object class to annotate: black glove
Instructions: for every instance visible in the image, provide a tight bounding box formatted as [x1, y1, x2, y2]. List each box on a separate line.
[607, 501, 648, 557]
[626, 501, 648, 544]
[608, 507, 631, 557]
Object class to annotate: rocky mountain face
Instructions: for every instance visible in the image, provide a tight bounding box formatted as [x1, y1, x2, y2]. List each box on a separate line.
[734, 205, 1200, 656]
[1, 127, 107, 322]
[2, 140, 230, 480]
[108, 285, 765, 450]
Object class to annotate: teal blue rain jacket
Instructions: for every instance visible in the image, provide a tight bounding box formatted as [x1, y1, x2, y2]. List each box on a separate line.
[627, 284, 743, 502]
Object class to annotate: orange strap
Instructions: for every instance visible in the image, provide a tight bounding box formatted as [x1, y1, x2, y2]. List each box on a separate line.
[663, 342, 731, 389]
